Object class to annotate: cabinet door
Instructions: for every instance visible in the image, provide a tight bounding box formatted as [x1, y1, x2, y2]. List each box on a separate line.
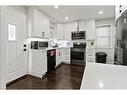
[63, 48, 70, 63]
[64, 22, 77, 40]
[31, 50, 43, 78]
[56, 49, 60, 66]
[59, 49, 63, 63]
[86, 48, 95, 62]
[86, 20, 95, 40]
[42, 50, 47, 74]
[79, 21, 86, 31]
[31, 50, 47, 78]
[49, 21, 57, 39]
[70, 22, 77, 31]
[32, 8, 49, 38]
[57, 24, 65, 40]
[65, 23, 72, 40]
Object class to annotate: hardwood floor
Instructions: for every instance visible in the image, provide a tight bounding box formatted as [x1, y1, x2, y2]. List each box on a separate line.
[6, 63, 85, 89]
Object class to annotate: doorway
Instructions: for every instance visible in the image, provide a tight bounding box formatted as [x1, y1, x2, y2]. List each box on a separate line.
[5, 7, 28, 83]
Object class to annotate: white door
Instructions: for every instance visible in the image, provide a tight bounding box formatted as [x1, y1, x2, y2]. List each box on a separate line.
[6, 7, 28, 83]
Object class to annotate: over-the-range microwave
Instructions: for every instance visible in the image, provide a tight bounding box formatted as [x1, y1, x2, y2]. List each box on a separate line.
[31, 41, 49, 49]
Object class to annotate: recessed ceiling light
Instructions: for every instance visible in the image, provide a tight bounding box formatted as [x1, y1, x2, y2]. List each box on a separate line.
[65, 17, 69, 20]
[54, 5, 59, 9]
[98, 10, 103, 15]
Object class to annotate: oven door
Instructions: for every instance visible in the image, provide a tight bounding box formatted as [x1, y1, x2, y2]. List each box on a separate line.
[71, 51, 85, 61]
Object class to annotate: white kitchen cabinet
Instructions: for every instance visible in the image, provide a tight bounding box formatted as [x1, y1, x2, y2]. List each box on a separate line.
[64, 23, 72, 40]
[29, 7, 49, 38]
[86, 48, 95, 63]
[70, 22, 77, 31]
[59, 48, 64, 63]
[57, 23, 65, 40]
[79, 21, 86, 31]
[56, 49, 60, 66]
[86, 40, 96, 63]
[56, 48, 63, 67]
[63, 48, 70, 64]
[85, 20, 95, 40]
[64, 22, 77, 40]
[34, 9, 49, 38]
[31, 49, 47, 78]
[49, 21, 57, 39]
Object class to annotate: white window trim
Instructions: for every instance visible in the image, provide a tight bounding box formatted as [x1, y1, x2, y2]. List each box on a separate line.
[7, 23, 17, 42]
[96, 24, 112, 48]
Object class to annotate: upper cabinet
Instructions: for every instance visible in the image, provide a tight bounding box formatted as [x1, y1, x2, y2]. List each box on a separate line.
[85, 20, 95, 40]
[28, 7, 49, 38]
[28, 7, 95, 40]
[49, 21, 57, 39]
[70, 22, 77, 31]
[34, 9, 49, 38]
[57, 23, 65, 40]
[64, 23, 72, 40]
[79, 21, 86, 31]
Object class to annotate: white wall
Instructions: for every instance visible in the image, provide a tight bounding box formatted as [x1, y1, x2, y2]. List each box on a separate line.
[0, 6, 29, 89]
[0, 6, 7, 89]
[95, 18, 116, 64]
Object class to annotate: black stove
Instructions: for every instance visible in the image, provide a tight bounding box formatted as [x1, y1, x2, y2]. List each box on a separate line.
[71, 42, 86, 64]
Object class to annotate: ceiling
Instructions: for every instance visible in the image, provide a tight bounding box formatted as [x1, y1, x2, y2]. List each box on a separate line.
[38, 6, 115, 23]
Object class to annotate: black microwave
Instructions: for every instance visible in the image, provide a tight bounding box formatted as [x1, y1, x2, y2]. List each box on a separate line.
[71, 31, 86, 40]
[31, 41, 49, 49]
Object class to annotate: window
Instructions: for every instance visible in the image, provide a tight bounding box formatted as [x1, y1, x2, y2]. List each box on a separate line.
[8, 24, 16, 41]
[96, 25, 111, 48]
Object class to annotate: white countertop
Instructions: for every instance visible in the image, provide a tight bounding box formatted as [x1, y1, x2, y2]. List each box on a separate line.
[81, 62, 127, 89]
[30, 47, 70, 51]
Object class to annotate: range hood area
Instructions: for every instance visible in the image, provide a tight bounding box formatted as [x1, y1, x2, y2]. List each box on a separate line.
[71, 21, 86, 40]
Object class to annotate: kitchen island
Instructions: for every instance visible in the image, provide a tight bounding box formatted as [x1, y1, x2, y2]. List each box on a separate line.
[29, 47, 70, 78]
[81, 62, 127, 89]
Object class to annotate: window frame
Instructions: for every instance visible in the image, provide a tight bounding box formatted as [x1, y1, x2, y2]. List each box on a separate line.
[8, 23, 16, 42]
[96, 24, 112, 48]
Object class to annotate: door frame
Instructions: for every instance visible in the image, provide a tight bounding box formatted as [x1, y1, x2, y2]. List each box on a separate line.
[0, 6, 28, 89]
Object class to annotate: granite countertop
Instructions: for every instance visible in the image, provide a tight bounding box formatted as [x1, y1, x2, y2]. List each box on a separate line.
[81, 62, 127, 89]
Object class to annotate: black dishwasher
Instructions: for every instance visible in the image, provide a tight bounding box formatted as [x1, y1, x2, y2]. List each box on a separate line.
[47, 49, 56, 73]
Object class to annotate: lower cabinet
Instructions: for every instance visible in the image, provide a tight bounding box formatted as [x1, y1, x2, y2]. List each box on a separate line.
[31, 49, 47, 78]
[63, 48, 70, 63]
[56, 48, 63, 67]
[56, 48, 70, 67]
[30, 48, 70, 78]
[86, 48, 95, 63]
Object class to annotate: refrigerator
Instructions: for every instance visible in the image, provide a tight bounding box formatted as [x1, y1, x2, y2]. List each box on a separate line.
[115, 10, 127, 65]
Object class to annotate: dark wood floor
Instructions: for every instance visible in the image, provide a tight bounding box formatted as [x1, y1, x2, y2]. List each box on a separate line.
[6, 63, 85, 89]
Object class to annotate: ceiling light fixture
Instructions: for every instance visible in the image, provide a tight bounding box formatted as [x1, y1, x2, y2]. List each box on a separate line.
[54, 5, 59, 9]
[65, 17, 69, 20]
[98, 10, 103, 15]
